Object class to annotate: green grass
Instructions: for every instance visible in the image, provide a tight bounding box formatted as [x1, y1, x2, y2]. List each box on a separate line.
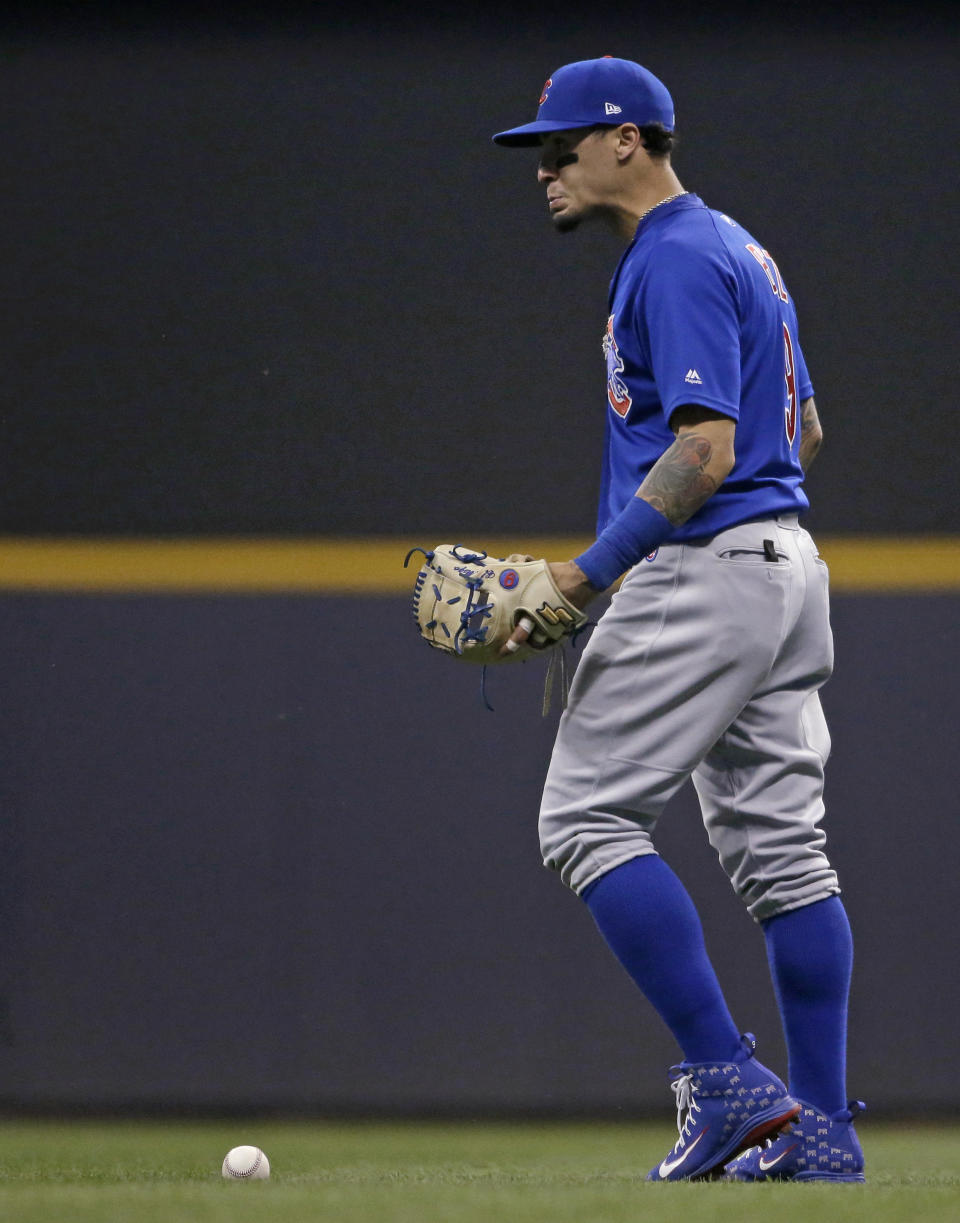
[0, 1118, 956, 1222]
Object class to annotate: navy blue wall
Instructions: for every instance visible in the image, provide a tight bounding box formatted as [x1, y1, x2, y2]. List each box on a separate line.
[2, 2, 956, 1116]
[3, 4, 959, 536]
[0, 591, 953, 1112]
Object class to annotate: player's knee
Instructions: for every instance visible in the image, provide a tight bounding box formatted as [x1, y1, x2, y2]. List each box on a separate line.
[538, 813, 582, 888]
[538, 806, 656, 894]
[727, 857, 841, 923]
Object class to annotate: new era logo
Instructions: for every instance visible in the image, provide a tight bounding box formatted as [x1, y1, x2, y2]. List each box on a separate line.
[604, 102, 622, 115]
[684, 368, 703, 384]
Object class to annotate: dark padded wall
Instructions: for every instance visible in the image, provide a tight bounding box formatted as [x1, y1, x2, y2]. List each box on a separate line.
[1, 4, 957, 1115]
[0, 592, 954, 1113]
[3, 4, 958, 535]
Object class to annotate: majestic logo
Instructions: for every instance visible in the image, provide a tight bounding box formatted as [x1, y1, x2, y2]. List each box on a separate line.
[539, 78, 553, 105]
[604, 102, 622, 115]
[603, 315, 632, 417]
[684, 368, 703, 385]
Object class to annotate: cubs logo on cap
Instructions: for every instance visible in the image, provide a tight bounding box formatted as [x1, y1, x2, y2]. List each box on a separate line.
[493, 57, 674, 147]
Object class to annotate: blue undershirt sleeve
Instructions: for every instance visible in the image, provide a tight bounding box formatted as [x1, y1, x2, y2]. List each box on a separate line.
[575, 495, 673, 591]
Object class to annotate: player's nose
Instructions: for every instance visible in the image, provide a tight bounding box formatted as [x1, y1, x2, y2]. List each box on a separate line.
[537, 161, 556, 183]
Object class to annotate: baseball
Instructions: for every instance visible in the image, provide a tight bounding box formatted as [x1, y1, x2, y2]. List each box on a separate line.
[221, 1145, 270, 1180]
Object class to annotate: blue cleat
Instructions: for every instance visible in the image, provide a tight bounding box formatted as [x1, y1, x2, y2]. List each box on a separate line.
[646, 1033, 800, 1182]
[723, 1098, 866, 1182]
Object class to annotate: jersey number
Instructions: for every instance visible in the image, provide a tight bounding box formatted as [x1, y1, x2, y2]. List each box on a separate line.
[747, 243, 798, 446]
[783, 323, 798, 446]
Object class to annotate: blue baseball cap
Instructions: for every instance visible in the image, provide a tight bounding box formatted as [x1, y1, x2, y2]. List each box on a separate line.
[492, 57, 675, 147]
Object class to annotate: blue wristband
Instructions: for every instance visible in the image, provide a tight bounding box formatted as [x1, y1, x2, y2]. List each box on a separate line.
[575, 497, 673, 591]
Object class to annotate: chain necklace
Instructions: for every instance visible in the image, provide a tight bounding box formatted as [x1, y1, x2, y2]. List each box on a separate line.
[638, 190, 690, 223]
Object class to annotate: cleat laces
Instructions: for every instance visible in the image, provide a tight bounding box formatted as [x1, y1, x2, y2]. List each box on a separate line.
[670, 1071, 702, 1147]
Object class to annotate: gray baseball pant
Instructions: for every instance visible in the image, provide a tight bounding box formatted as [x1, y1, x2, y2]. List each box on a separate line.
[539, 514, 841, 921]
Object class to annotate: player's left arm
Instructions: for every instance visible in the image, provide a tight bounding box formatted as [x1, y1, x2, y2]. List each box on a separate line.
[798, 396, 822, 472]
[499, 237, 742, 652]
[636, 404, 736, 525]
[547, 405, 734, 602]
[558, 394, 816, 600]
[497, 406, 736, 654]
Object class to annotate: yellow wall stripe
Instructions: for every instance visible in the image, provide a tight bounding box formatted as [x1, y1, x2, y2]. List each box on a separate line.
[0, 536, 957, 593]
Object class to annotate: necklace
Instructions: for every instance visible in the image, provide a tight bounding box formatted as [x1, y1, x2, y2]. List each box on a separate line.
[638, 191, 690, 223]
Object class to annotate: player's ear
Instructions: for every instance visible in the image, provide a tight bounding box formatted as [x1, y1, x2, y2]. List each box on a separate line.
[613, 123, 643, 162]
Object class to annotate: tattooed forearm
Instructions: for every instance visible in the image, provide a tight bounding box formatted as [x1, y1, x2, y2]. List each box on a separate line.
[798, 397, 823, 472]
[638, 432, 723, 526]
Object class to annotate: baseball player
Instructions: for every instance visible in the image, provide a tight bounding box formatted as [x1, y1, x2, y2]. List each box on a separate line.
[492, 57, 864, 1182]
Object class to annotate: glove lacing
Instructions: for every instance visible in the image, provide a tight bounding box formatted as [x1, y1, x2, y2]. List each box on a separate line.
[542, 646, 570, 716]
[483, 618, 593, 715]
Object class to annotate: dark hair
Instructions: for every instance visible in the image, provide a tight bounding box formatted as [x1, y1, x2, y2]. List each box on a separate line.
[592, 122, 676, 159]
[638, 123, 676, 159]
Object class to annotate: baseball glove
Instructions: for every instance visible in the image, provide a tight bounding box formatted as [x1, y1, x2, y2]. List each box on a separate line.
[405, 544, 589, 665]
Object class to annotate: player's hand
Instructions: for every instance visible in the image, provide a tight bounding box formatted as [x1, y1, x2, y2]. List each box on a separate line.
[498, 560, 597, 657]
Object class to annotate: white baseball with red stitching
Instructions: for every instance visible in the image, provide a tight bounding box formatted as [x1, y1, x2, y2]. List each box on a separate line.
[221, 1145, 270, 1180]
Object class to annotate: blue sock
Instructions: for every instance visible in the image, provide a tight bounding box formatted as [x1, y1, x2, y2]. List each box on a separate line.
[583, 855, 742, 1063]
[763, 896, 853, 1116]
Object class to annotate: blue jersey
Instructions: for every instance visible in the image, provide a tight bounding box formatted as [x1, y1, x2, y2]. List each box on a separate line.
[597, 194, 814, 539]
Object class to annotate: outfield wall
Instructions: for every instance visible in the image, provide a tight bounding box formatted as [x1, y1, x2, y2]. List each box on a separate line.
[2, 5, 957, 1118]
[3, 10, 958, 540]
[0, 581, 954, 1115]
